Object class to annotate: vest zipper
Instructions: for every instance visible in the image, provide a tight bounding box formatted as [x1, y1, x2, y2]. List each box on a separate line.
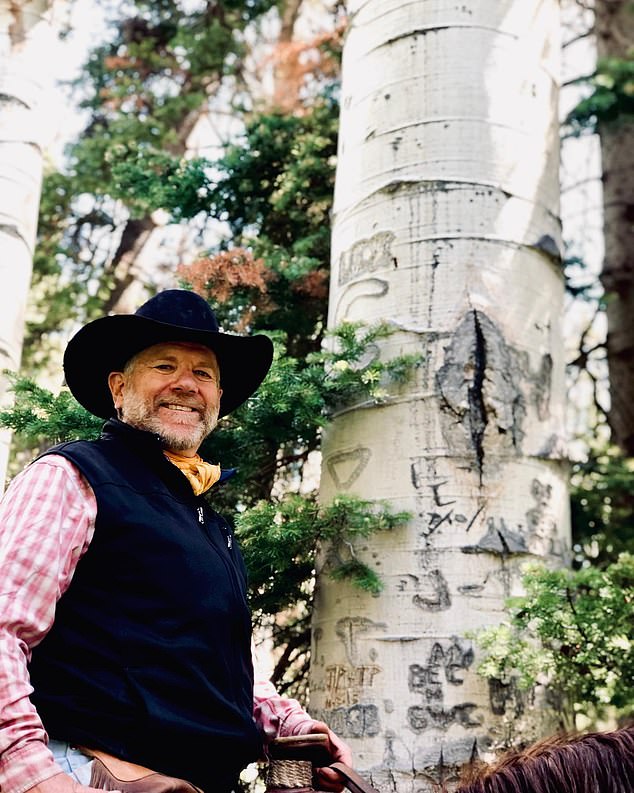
[197, 504, 232, 549]
[194, 501, 244, 708]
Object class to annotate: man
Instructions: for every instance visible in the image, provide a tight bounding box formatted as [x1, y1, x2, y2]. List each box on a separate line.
[0, 290, 351, 793]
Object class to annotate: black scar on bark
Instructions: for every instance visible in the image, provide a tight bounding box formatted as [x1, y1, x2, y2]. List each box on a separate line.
[461, 517, 529, 557]
[435, 310, 548, 483]
[469, 311, 487, 477]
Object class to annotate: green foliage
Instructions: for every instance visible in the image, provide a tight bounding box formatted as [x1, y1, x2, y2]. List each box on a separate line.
[565, 55, 634, 136]
[570, 446, 634, 566]
[105, 94, 339, 245]
[474, 555, 634, 721]
[109, 147, 212, 219]
[237, 493, 409, 618]
[0, 373, 102, 445]
[211, 100, 338, 246]
[66, 0, 280, 201]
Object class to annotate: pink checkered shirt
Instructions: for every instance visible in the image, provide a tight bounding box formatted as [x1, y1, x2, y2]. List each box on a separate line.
[0, 455, 315, 793]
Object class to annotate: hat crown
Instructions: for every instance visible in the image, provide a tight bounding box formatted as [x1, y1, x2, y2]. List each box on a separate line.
[136, 290, 220, 333]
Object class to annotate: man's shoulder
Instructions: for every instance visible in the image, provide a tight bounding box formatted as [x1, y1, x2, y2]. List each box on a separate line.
[36, 438, 99, 466]
[43, 437, 99, 455]
[36, 438, 113, 480]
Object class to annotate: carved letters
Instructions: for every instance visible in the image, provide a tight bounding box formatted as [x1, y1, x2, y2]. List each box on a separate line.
[325, 664, 382, 709]
[410, 457, 561, 561]
[407, 639, 481, 733]
[319, 704, 381, 739]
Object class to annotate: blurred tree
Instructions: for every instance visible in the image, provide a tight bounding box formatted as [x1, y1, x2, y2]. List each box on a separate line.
[564, 0, 634, 455]
[593, 1, 634, 456]
[0, 0, 66, 486]
[570, 446, 634, 566]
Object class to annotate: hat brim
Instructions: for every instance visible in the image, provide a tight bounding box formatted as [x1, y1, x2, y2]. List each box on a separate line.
[63, 314, 274, 419]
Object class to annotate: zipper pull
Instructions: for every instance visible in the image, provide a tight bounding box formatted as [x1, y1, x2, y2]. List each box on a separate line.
[197, 506, 204, 524]
[226, 533, 233, 550]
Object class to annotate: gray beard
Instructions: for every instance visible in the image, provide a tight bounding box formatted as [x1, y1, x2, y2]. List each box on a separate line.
[119, 393, 218, 452]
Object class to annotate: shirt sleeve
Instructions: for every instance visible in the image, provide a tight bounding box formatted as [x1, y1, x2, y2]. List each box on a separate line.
[0, 456, 97, 793]
[252, 641, 317, 743]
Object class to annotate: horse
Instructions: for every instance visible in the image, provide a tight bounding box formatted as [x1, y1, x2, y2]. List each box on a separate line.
[454, 724, 634, 793]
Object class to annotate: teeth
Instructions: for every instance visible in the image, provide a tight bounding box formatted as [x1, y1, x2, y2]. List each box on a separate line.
[164, 404, 196, 412]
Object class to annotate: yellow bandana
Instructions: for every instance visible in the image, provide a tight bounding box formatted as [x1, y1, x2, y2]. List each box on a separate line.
[163, 451, 221, 496]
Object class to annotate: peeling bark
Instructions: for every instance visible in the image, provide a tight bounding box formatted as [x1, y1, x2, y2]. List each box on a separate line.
[435, 310, 556, 478]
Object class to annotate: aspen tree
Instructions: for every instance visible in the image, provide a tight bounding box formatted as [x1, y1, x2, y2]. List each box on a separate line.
[311, 3, 568, 790]
[0, 0, 63, 486]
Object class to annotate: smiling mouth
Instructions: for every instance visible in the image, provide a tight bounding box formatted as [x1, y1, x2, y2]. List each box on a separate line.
[160, 403, 199, 413]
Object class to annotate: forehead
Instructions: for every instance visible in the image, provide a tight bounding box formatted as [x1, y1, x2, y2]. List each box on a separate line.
[136, 342, 218, 367]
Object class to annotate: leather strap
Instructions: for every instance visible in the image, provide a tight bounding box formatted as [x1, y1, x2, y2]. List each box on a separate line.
[329, 762, 381, 793]
[80, 748, 203, 792]
[82, 748, 156, 780]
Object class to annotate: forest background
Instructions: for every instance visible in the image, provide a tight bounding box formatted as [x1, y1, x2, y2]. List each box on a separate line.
[0, 0, 633, 787]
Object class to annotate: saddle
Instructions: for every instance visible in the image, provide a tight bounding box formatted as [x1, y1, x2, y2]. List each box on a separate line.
[83, 734, 379, 793]
[82, 748, 203, 792]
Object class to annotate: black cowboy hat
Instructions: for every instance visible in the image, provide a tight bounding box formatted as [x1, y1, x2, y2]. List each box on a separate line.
[63, 289, 274, 419]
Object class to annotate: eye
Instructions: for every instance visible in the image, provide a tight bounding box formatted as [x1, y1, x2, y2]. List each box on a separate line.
[153, 363, 175, 372]
[194, 369, 214, 380]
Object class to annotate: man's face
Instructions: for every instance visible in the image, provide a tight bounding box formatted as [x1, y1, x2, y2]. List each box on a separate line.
[108, 342, 223, 456]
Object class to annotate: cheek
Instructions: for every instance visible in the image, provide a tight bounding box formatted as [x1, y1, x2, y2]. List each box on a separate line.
[138, 376, 167, 399]
[122, 379, 162, 409]
[202, 384, 221, 406]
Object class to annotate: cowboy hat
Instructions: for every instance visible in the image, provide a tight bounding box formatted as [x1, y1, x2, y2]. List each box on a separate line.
[63, 289, 274, 419]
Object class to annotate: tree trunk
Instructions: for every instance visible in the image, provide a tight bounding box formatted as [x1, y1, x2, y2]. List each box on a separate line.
[271, 0, 305, 111]
[0, 0, 62, 486]
[595, 0, 634, 455]
[100, 216, 157, 315]
[311, 2, 568, 790]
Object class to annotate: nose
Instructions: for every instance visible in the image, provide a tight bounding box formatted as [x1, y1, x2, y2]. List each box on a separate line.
[171, 366, 198, 392]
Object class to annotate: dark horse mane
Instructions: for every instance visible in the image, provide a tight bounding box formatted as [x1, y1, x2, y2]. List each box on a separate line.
[454, 724, 634, 793]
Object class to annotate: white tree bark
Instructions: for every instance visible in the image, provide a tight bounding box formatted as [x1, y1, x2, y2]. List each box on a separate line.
[0, 0, 62, 486]
[311, 2, 567, 790]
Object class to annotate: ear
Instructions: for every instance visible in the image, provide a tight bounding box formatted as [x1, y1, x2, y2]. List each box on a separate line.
[108, 372, 125, 410]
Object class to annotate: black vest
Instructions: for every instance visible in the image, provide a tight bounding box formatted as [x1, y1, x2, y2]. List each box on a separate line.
[28, 420, 261, 789]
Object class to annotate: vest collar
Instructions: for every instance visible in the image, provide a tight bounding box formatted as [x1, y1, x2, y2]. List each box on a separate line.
[99, 419, 236, 487]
